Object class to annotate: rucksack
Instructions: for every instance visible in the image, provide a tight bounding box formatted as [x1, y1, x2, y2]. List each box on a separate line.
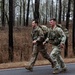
[57, 24, 69, 38]
[39, 25, 49, 39]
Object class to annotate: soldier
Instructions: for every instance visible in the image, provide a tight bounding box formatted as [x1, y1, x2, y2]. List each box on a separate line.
[43, 18, 67, 74]
[25, 19, 54, 71]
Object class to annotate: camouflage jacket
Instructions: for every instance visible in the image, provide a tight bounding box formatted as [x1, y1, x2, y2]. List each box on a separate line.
[45, 25, 66, 45]
[31, 26, 44, 43]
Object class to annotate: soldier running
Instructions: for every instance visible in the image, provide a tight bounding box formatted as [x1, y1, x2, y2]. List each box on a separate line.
[43, 18, 67, 74]
[25, 19, 54, 71]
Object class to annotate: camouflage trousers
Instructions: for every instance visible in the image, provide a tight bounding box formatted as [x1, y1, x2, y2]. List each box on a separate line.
[28, 43, 52, 68]
[50, 45, 66, 70]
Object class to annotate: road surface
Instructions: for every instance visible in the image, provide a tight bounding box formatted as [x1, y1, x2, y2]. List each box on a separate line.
[0, 63, 75, 75]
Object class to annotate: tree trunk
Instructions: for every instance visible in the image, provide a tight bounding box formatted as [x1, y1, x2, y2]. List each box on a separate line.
[64, 0, 71, 57]
[72, 0, 75, 54]
[23, 0, 26, 26]
[5, 4, 9, 25]
[20, 0, 22, 26]
[26, 0, 30, 26]
[13, 0, 15, 26]
[9, 0, 14, 61]
[50, 0, 53, 18]
[55, 0, 58, 20]
[31, 0, 35, 18]
[58, 0, 62, 24]
[1, 0, 5, 27]
[45, 0, 48, 24]
[63, 6, 65, 21]
[62, 0, 66, 21]
[34, 0, 40, 20]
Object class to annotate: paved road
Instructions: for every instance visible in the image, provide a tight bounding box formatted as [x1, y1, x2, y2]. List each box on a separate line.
[0, 63, 75, 75]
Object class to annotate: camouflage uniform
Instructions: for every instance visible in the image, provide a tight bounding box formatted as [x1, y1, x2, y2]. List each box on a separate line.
[26, 26, 53, 70]
[45, 25, 67, 71]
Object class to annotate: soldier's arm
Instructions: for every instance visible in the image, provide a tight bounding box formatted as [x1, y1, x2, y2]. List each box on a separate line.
[35, 28, 44, 42]
[43, 29, 50, 44]
[58, 28, 66, 45]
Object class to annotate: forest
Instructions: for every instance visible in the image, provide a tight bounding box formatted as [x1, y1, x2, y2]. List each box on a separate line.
[0, 0, 75, 63]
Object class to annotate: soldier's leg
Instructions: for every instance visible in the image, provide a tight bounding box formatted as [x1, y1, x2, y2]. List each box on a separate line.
[39, 44, 54, 68]
[26, 44, 38, 71]
[55, 46, 67, 71]
[57, 55, 67, 71]
[50, 46, 60, 71]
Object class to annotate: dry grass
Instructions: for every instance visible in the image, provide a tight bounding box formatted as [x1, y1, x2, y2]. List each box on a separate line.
[0, 58, 75, 69]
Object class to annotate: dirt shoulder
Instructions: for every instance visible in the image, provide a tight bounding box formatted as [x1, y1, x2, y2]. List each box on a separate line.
[0, 58, 75, 69]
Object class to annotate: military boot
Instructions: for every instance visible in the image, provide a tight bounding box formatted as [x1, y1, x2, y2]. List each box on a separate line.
[51, 62, 55, 68]
[49, 58, 55, 68]
[25, 66, 33, 72]
[53, 69, 60, 74]
[60, 67, 67, 72]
